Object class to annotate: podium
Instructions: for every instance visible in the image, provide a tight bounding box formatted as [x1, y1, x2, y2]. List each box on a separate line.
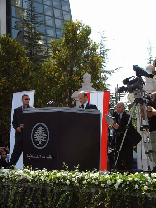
[23, 107, 101, 171]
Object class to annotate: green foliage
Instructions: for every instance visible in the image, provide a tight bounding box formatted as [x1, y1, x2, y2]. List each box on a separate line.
[0, 19, 112, 143]
[0, 35, 34, 144]
[33, 20, 109, 108]
[0, 168, 156, 208]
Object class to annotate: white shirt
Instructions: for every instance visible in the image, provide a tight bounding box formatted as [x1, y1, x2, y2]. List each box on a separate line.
[83, 101, 89, 109]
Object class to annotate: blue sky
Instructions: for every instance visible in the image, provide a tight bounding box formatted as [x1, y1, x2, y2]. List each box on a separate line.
[69, 0, 156, 92]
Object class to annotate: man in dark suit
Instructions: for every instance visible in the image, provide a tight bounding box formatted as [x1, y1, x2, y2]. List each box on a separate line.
[77, 91, 98, 110]
[9, 94, 33, 167]
[108, 102, 133, 171]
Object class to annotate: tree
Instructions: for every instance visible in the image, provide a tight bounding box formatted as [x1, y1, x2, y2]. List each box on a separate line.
[33, 20, 111, 108]
[15, 0, 48, 70]
[0, 35, 34, 145]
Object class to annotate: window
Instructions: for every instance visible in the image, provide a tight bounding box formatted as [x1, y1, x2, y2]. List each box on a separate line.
[37, 15, 45, 24]
[62, 1, 70, 11]
[43, 0, 52, 6]
[37, 25, 46, 34]
[23, 0, 28, 9]
[55, 18, 63, 29]
[44, 5, 53, 16]
[46, 26, 56, 37]
[33, 2, 43, 14]
[11, 6, 23, 19]
[53, 0, 61, 9]
[12, 28, 23, 39]
[34, 0, 43, 3]
[56, 28, 62, 38]
[47, 36, 55, 45]
[63, 11, 71, 20]
[11, 0, 22, 7]
[45, 16, 55, 27]
[54, 9, 62, 19]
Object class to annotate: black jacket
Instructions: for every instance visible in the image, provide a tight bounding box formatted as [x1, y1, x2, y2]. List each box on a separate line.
[12, 105, 32, 141]
[79, 102, 98, 110]
[112, 111, 133, 170]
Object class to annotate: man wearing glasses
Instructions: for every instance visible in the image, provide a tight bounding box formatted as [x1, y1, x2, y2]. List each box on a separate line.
[9, 94, 32, 167]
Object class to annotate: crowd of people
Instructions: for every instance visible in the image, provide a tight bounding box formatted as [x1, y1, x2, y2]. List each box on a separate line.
[108, 91, 156, 171]
[1, 90, 156, 172]
[0, 146, 9, 168]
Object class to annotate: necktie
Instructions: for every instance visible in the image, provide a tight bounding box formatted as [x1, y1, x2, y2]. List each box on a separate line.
[81, 104, 84, 109]
[118, 114, 121, 124]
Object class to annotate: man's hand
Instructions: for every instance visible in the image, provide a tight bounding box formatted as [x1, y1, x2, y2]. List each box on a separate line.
[20, 124, 24, 129]
[113, 123, 119, 129]
[108, 123, 119, 129]
[17, 127, 22, 132]
[108, 125, 113, 129]
[147, 106, 156, 117]
[0, 147, 4, 153]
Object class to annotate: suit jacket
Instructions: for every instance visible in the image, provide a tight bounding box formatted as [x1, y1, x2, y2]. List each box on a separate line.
[113, 111, 141, 147]
[79, 101, 98, 110]
[12, 105, 32, 141]
[112, 111, 133, 170]
[113, 111, 132, 148]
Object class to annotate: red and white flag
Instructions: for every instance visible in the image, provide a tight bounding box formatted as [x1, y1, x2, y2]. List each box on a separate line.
[87, 91, 110, 171]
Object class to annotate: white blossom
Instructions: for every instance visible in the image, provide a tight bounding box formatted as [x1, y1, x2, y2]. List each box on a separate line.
[66, 180, 70, 185]
[107, 180, 112, 185]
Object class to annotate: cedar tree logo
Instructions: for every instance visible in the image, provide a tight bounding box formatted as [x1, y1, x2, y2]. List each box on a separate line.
[31, 123, 49, 149]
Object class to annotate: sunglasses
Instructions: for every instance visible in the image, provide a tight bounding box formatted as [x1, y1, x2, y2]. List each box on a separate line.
[25, 98, 30, 100]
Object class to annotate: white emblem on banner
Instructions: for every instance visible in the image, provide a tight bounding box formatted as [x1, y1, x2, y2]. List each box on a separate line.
[31, 123, 49, 149]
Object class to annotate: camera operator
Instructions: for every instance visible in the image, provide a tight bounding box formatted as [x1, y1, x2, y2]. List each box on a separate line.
[141, 92, 156, 166]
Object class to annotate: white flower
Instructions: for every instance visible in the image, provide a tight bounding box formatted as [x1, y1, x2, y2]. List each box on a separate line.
[135, 185, 139, 189]
[151, 173, 156, 177]
[114, 183, 119, 189]
[107, 180, 112, 185]
[30, 171, 34, 175]
[101, 184, 105, 187]
[66, 180, 70, 185]
[144, 186, 148, 190]
[117, 179, 123, 185]
[17, 170, 23, 174]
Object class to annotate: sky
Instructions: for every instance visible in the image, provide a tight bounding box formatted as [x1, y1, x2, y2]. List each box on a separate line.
[69, 0, 156, 92]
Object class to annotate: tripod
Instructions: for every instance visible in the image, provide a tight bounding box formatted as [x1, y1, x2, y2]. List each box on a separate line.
[114, 90, 154, 171]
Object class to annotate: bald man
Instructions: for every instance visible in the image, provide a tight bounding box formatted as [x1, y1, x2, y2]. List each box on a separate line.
[77, 91, 98, 110]
[109, 102, 133, 171]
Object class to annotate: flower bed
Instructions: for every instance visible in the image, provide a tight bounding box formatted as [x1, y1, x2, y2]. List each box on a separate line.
[0, 168, 156, 208]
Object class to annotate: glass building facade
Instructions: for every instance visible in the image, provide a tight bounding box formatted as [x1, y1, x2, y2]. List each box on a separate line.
[6, 0, 71, 48]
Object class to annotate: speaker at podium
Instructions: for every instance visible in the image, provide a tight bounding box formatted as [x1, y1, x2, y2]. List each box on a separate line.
[23, 107, 101, 171]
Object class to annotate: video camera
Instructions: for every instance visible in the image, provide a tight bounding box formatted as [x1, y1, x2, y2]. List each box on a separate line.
[118, 65, 154, 93]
